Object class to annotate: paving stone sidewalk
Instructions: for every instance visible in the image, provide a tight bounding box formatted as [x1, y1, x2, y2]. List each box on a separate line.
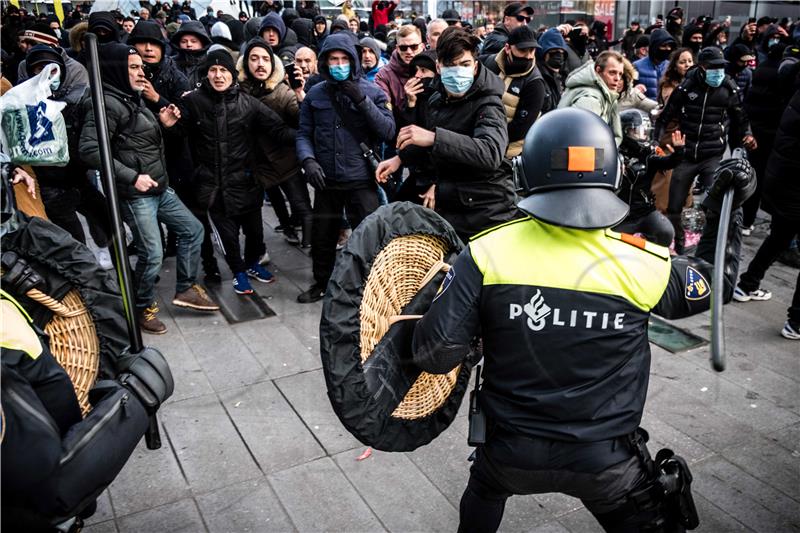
[84, 211, 799, 533]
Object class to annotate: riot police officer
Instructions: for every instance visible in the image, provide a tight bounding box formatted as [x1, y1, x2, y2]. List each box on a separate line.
[411, 108, 755, 532]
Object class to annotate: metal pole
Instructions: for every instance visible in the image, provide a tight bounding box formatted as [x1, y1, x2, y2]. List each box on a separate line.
[710, 188, 733, 372]
[85, 33, 143, 354]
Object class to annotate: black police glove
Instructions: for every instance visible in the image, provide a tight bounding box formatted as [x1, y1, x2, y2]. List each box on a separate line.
[339, 80, 365, 104]
[302, 158, 327, 190]
[1, 251, 44, 294]
[702, 158, 756, 214]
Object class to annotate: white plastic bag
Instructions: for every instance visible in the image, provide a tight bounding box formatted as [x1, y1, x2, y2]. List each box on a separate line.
[0, 64, 69, 166]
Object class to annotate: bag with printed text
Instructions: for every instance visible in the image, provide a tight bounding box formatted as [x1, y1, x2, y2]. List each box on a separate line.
[0, 63, 69, 166]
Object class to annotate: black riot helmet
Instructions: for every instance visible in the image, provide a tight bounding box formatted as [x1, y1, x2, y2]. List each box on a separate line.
[620, 108, 653, 144]
[517, 107, 627, 229]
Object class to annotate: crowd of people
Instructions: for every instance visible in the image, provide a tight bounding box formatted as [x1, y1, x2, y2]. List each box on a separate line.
[1, 1, 798, 339]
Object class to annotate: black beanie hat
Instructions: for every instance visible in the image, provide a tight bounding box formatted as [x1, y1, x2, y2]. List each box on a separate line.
[202, 48, 236, 77]
[127, 20, 165, 50]
[25, 44, 66, 84]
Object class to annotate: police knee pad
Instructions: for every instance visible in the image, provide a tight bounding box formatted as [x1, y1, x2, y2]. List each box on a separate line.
[118, 346, 174, 413]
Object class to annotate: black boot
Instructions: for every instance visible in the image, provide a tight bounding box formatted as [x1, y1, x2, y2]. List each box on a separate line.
[284, 226, 301, 245]
[297, 283, 326, 303]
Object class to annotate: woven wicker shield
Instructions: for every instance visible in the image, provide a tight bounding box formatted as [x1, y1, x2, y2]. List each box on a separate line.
[321, 202, 473, 452]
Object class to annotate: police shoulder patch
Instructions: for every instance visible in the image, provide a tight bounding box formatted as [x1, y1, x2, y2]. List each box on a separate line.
[685, 266, 710, 300]
[433, 267, 455, 301]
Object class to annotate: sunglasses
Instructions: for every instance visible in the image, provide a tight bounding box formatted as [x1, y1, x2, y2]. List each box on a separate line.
[398, 42, 422, 52]
[516, 15, 531, 23]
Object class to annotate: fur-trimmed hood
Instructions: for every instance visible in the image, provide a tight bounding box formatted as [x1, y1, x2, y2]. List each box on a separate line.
[237, 37, 285, 91]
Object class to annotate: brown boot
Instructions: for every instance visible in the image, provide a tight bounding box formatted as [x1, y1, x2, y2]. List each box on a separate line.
[172, 284, 220, 312]
[139, 303, 167, 335]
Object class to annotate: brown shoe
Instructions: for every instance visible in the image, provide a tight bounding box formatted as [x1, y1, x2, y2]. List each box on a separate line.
[172, 284, 220, 312]
[139, 303, 167, 335]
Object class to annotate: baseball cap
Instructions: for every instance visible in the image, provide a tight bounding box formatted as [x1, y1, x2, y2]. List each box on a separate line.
[503, 2, 534, 18]
[507, 26, 540, 50]
[441, 9, 460, 23]
[698, 46, 728, 67]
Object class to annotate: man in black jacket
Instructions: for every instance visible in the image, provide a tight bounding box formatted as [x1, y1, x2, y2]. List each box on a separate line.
[165, 49, 297, 297]
[656, 46, 756, 252]
[80, 43, 218, 335]
[483, 25, 545, 158]
[170, 21, 211, 87]
[376, 27, 518, 242]
[481, 2, 533, 56]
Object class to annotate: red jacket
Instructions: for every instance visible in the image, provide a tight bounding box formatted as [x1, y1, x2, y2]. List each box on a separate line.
[371, 1, 396, 28]
[375, 50, 412, 119]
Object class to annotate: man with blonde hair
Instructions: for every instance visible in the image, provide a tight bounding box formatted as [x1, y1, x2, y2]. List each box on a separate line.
[375, 24, 424, 114]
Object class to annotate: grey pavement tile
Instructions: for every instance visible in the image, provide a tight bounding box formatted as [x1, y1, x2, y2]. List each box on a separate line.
[528, 522, 573, 533]
[232, 319, 321, 380]
[334, 449, 458, 532]
[692, 455, 800, 531]
[555, 507, 602, 533]
[274, 369, 363, 455]
[108, 438, 191, 518]
[82, 520, 119, 533]
[501, 495, 556, 531]
[268, 457, 384, 532]
[218, 381, 325, 474]
[196, 477, 295, 533]
[770, 421, 800, 452]
[169, 305, 227, 336]
[692, 493, 750, 532]
[183, 327, 269, 391]
[649, 349, 800, 434]
[640, 411, 715, 464]
[280, 310, 324, 358]
[145, 333, 215, 404]
[255, 277, 323, 317]
[160, 395, 260, 493]
[720, 432, 800, 501]
[117, 498, 206, 533]
[85, 490, 114, 526]
[405, 415, 472, 508]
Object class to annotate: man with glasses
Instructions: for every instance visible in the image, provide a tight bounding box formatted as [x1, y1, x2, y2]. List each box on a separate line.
[482, 2, 534, 56]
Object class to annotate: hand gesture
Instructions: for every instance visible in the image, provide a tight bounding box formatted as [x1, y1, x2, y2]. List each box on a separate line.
[159, 104, 181, 128]
[742, 135, 757, 151]
[396, 125, 435, 150]
[403, 77, 424, 107]
[375, 155, 401, 183]
[134, 174, 159, 192]
[665, 130, 685, 152]
[141, 79, 160, 103]
[11, 167, 36, 199]
[419, 184, 435, 210]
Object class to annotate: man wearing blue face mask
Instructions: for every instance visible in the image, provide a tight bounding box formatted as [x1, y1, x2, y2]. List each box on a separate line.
[656, 46, 756, 253]
[376, 26, 519, 242]
[295, 32, 395, 303]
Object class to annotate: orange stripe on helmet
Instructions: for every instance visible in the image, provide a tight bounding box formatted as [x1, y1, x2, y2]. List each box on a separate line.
[567, 146, 596, 172]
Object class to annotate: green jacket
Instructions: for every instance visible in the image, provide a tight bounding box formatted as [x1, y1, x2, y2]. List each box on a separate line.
[558, 61, 622, 146]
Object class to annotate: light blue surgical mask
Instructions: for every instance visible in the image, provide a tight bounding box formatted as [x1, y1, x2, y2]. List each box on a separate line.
[768, 38, 781, 48]
[329, 63, 351, 81]
[440, 65, 474, 95]
[705, 68, 724, 87]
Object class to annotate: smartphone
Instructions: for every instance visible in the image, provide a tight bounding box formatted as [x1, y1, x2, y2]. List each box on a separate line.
[286, 62, 303, 90]
[748, 17, 756, 24]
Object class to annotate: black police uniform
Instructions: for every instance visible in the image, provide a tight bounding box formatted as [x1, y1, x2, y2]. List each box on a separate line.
[411, 108, 751, 532]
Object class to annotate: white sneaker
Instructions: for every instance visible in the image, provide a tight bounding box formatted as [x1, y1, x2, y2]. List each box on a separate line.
[95, 247, 113, 270]
[259, 249, 271, 265]
[742, 225, 754, 236]
[781, 321, 800, 340]
[732, 286, 772, 302]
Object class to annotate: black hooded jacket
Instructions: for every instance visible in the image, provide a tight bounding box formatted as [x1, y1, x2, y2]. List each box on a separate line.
[79, 44, 169, 199]
[762, 89, 800, 222]
[744, 50, 790, 141]
[171, 62, 297, 214]
[170, 21, 211, 87]
[657, 66, 752, 161]
[129, 21, 190, 111]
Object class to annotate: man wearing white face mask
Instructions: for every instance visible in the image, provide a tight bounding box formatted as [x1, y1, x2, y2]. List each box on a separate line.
[376, 27, 519, 242]
[656, 46, 756, 253]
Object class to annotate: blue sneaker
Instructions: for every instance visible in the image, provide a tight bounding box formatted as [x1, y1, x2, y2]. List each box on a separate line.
[233, 272, 254, 295]
[247, 263, 276, 284]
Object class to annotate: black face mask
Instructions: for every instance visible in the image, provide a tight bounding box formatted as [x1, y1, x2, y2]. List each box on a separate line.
[687, 41, 701, 55]
[667, 19, 681, 33]
[505, 51, 533, 74]
[652, 47, 672, 62]
[729, 62, 746, 74]
[545, 52, 564, 70]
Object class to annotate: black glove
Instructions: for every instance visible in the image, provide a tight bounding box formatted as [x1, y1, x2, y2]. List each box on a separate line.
[702, 158, 756, 214]
[339, 80, 365, 104]
[302, 158, 327, 190]
[1, 251, 44, 294]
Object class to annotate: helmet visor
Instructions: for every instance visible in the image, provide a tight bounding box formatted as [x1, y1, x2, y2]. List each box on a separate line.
[625, 121, 652, 142]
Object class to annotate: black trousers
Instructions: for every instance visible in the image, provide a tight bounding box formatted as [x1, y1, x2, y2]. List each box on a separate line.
[209, 208, 265, 275]
[458, 430, 653, 533]
[666, 156, 721, 216]
[741, 134, 773, 228]
[738, 213, 800, 322]
[266, 173, 313, 227]
[172, 179, 218, 274]
[311, 185, 379, 286]
[40, 182, 111, 248]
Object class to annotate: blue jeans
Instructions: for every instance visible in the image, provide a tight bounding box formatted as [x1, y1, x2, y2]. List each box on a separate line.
[121, 188, 204, 310]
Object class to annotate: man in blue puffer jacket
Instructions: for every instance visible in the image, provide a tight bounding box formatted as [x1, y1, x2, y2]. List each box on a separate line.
[633, 28, 676, 99]
[295, 32, 395, 303]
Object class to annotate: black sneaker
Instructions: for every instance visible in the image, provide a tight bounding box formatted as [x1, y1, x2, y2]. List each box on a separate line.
[284, 227, 301, 245]
[297, 283, 326, 303]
